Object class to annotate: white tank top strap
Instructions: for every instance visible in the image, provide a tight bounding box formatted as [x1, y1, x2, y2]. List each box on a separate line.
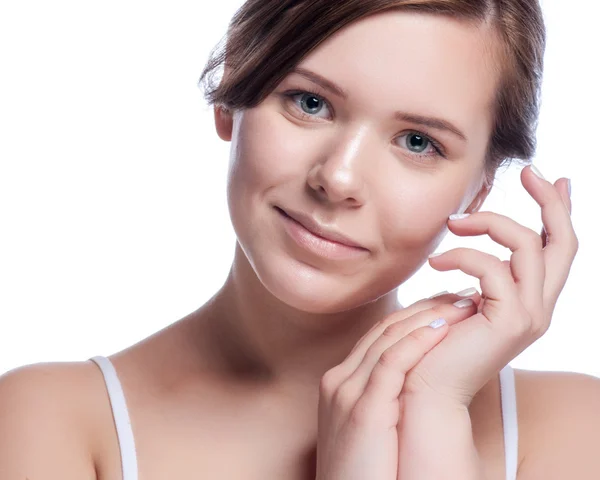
[88, 355, 518, 480]
[499, 363, 519, 480]
[90, 355, 139, 480]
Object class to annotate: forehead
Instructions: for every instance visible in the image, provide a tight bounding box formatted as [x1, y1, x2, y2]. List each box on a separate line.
[295, 10, 501, 145]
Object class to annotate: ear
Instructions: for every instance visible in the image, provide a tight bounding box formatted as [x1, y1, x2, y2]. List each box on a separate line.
[214, 105, 233, 142]
[464, 178, 492, 214]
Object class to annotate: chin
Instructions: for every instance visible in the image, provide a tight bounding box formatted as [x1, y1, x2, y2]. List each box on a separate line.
[249, 248, 389, 314]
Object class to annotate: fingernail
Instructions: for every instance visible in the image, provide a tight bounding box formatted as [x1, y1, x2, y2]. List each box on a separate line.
[449, 213, 470, 221]
[456, 287, 478, 297]
[453, 298, 474, 308]
[567, 178, 572, 198]
[429, 318, 447, 329]
[530, 164, 546, 180]
[429, 290, 449, 299]
[429, 252, 444, 258]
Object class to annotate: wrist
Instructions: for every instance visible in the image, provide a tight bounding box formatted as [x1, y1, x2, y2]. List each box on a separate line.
[398, 394, 483, 480]
[401, 391, 472, 413]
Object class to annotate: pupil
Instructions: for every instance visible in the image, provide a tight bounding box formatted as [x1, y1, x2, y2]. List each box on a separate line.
[303, 95, 320, 113]
[408, 134, 427, 152]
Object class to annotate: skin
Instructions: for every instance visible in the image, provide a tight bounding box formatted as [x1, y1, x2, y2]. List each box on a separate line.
[1, 8, 598, 480]
[211, 10, 496, 388]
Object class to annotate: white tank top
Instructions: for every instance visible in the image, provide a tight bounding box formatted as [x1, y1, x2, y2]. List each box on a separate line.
[90, 356, 519, 480]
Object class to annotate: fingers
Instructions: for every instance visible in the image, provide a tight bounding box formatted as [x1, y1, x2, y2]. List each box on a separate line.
[521, 166, 578, 305]
[541, 177, 571, 246]
[336, 299, 478, 408]
[521, 166, 575, 246]
[428, 247, 518, 303]
[442, 166, 577, 312]
[337, 293, 479, 382]
[353, 323, 448, 417]
[556, 177, 572, 214]
[447, 212, 545, 305]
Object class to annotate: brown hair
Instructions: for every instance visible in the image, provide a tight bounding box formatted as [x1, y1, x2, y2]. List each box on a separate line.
[198, 0, 546, 180]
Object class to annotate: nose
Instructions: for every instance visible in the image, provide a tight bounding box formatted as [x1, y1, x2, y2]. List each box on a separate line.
[306, 126, 370, 207]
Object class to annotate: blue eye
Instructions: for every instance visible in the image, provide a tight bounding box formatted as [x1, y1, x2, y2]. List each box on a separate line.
[282, 88, 446, 159]
[299, 93, 324, 115]
[398, 132, 443, 157]
[283, 89, 332, 120]
[406, 133, 429, 153]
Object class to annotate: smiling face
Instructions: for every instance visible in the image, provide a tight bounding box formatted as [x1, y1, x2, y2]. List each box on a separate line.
[215, 10, 502, 313]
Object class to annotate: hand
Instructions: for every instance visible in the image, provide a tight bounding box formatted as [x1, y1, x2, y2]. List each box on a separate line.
[315, 294, 481, 480]
[400, 165, 577, 408]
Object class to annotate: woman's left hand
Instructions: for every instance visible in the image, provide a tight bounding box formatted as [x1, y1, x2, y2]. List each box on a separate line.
[401, 165, 577, 408]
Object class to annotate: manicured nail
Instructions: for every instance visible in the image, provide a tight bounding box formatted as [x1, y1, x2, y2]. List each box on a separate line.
[429, 318, 447, 329]
[456, 287, 478, 297]
[429, 290, 449, 299]
[567, 178, 572, 198]
[453, 298, 475, 308]
[530, 164, 546, 180]
[429, 252, 444, 258]
[449, 213, 470, 221]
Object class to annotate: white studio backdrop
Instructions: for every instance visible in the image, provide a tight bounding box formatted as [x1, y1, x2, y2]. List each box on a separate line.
[0, 1, 598, 376]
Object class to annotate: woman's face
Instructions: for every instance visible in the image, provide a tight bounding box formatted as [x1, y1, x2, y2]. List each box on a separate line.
[216, 11, 501, 313]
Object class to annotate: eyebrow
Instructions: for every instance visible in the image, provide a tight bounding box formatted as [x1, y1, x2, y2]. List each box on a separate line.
[289, 67, 468, 142]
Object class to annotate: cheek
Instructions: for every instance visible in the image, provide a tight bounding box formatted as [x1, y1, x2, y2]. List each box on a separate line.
[226, 107, 313, 253]
[229, 107, 308, 194]
[378, 177, 467, 253]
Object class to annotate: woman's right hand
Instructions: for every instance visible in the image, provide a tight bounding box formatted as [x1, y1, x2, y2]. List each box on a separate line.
[314, 291, 480, 480]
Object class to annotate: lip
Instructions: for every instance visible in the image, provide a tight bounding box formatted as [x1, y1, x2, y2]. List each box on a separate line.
[275, 206, 368, 251]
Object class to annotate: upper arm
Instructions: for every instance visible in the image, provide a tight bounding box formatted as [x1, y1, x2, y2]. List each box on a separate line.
[517, 371, 600, 480]
[0, 363, 98, 480]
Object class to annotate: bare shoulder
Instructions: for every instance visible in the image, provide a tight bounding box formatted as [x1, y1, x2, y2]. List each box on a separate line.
[0, 360, 110, 479]
[514, 368, 600, 479]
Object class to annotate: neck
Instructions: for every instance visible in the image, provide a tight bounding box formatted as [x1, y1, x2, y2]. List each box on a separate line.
[199, 243, 402, 393]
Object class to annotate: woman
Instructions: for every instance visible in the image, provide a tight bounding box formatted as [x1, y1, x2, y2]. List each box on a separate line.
[0, 0, 597, 479]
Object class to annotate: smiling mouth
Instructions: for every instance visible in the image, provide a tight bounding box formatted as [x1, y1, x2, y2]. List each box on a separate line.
[275, 207, 361, 247]
[275, 206, 369, 260]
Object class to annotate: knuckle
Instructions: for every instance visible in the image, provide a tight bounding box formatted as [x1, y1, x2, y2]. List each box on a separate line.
[319, 369, 341, 395]
[477, 211, 493, 221]
[332, 381, 360, 411]
[523, 316, 536, 336]
[370, 318, 386, 331]
[428, 304, 446, 317]
[570, 234, 580, 255]
[348, 402, 372, 429]
[381, 320, 406, 338]
[489, 257, 506, 274]
[377, 330, 423, 369]
[532, 321, 548, 338]
[527, 321, 543, 339]
[408, 297, 445, 315]
[403, 329, 425, 348]
[452, 248, 467, 260]
[383, 307, 416, 327]
[379, 314, 399, 330]
[526, 311, 549, 338]
[377, 348, 403, 369]
[526, 230, 543, 250]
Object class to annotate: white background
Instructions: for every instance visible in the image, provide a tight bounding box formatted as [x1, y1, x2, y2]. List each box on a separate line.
[0, 1, 598, 376]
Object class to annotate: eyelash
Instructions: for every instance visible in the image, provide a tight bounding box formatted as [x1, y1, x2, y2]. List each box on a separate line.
[282, 88, 447, 159]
